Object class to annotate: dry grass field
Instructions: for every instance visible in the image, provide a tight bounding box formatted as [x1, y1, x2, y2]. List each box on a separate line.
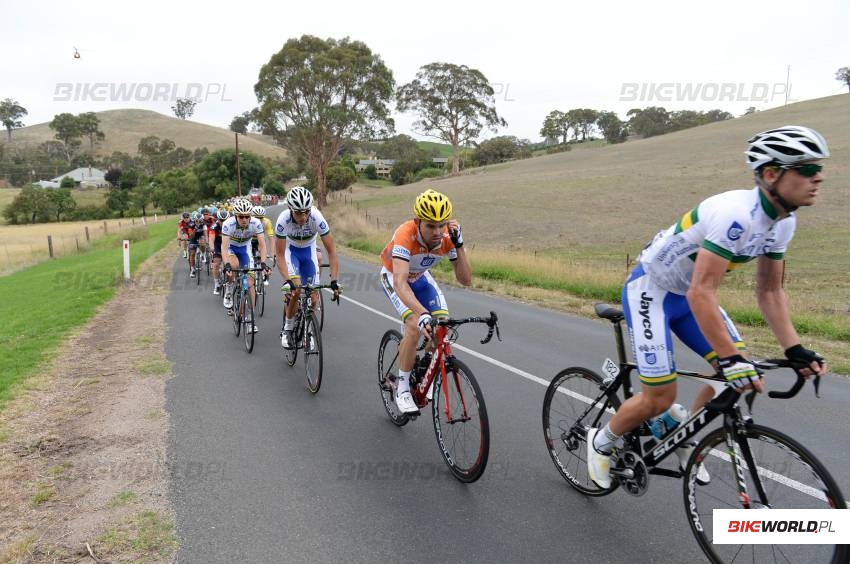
[2, 109, 287, 160]
[0, 214, 173, 274]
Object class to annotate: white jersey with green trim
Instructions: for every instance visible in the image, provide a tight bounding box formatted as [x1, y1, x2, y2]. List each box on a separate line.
[273, 208, 330, 248]
[639, 187, 796, 295]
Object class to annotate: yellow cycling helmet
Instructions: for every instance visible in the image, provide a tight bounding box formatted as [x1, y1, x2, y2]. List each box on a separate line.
[413, 189, 453, 222]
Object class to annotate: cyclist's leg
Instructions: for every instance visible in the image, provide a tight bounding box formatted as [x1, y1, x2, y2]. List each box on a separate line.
[188, 239, 198, 271]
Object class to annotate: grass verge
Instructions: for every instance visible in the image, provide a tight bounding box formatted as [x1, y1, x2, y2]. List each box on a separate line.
[0, 221, 174, 407]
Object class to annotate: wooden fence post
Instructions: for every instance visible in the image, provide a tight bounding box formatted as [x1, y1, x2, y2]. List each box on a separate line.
[103, 221, 108, 233]
[47, 235, 54, 258]
[85, 226, 90, 241]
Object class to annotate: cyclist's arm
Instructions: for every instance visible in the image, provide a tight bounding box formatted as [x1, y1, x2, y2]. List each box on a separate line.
[755, 255, 801, 351]
[451, 245, 472, 286]
[221, 234, 231, 257]
[319, 233, 340, 282]
[275, 237, 288, 280]
[391, 258, 427, 317]
[257, 232, 269, 265]
[686, 248, 739, 359]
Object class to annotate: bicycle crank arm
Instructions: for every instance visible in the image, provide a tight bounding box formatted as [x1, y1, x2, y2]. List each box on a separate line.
[609, 467, 635, 480]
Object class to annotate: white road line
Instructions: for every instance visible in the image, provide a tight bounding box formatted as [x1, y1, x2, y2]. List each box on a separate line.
[340, 292, 848, 505]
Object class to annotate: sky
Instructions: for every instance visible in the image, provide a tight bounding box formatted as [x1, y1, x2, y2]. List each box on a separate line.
[3, 0, 850, 143]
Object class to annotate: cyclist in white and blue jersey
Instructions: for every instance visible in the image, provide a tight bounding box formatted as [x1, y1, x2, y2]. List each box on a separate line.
[221, 199, 269, 331]
[587, 126, 831, 489]
[274, 187, 340, 348]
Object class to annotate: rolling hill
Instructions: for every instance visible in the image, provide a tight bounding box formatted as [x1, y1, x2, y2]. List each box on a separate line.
[2, 109, 287, 160]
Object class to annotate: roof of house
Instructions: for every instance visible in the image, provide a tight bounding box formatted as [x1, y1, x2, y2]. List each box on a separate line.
[50, 167, 107, 183]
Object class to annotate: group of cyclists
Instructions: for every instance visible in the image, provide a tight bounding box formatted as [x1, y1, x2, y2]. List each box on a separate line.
[175, 125, 831, 491]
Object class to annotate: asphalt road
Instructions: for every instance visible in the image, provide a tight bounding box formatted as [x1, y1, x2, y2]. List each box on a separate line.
[165, 215, 850, 563]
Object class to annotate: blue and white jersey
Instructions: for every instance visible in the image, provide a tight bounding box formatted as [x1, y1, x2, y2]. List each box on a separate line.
[221, 216, 264, 247]
[639, 187, 796, 295]
[273, 208, 331, 248]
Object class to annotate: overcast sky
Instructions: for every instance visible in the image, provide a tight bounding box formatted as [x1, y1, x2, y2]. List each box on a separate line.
[3, 0, 849, 142]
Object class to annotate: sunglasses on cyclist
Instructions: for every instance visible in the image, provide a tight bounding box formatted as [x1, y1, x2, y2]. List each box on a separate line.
[780, 163, 823, 177]
[236, 214, 251, 219]
[292, 209, 310, 217]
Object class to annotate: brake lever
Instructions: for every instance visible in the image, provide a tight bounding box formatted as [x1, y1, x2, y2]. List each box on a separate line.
[744, 389, 757, 414]
[813, 374, 821, 398]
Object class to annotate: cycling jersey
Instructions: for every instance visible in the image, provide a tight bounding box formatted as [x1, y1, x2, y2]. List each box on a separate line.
[178, 219, 192, 234]
[221, 216, 263, 247]
[273, 208, 330, 248]
[380, 220, 458, 282]
[639, 187, 795, 295]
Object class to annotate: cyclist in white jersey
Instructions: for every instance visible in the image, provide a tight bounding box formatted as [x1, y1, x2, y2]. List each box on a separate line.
[587, 126, 830, 489]
[221, 199, 269, 331]
[274, 187, 340, 348]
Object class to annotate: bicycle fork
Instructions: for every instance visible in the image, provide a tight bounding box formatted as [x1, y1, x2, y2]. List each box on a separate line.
[440, 357, 471, 425]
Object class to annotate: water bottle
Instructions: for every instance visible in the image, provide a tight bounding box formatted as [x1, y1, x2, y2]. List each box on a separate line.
[649, 403, 688, 439]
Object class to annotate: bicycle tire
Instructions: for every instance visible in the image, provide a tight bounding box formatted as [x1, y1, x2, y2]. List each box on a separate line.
[431, 357, 489, 483]
[376, 329, 409, 427]
[232, 287, 243, 336]
[284, 310, 300, 367]
[303, 312, 322, 393]
[195, 252, 201, 286]
[243, 292, 255, 353]
[205, 251, 211, 276]
[257, 277, 266, 317]
[542, 366, 621, 496]
[316, 289, 325, 331]
[684, 423, 848, 564]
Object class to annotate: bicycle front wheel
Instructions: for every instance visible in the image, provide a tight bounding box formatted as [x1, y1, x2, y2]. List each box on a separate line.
[232, 288, 242, 337]
[257, 278, 266, 317]
[284, 311, 299, 367]
[243, 292, 255, 353]
[303, 313, 322, 393]
[684, 423, 848, 564]
[315, 290, 325, 331]
[431, 358, 489, 483]
[542, 367, 621, 496]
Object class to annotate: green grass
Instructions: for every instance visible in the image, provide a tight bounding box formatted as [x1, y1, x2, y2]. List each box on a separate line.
[417, 141, 455, 158]
[0, 221, 174, 408]
[108, 491, 139, 508]
[95, 511, 176, 560]
[32, 486, 57, 506]
[136, 358, 170, 377]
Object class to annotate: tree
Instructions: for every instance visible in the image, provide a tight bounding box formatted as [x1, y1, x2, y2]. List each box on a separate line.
[325, 164, 356, 192]
[230, 111, 253, 134]
[567, 108, 598, 141]
[473, 136, 527, 165]
[595, 111, 628, 144]
[743, 106, 758, 116]
[0, 98, 27, 141]
[60, 175, 76, 188]
[194, 149, 265, 199]
[129, 183, 155, 216]
[626, 106, 670, 138]
[364, 164, 378, 179]
[397, 62, 506, 175]
[77, 112, 105, 152]
[49, 113, 83, 161]
[254, 35, 395, 206]
[540, 110, 570, 144]
[106, 187, 129, 217]
[836, 67, 850, 93]
[172, 97, 199, 120]
[104, 167, 121, 187]
[46, 188, 76, 221]
[5, 185, 52, 223]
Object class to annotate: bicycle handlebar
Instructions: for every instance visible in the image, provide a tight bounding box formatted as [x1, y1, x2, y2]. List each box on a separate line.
[430, 311, 501, 344]
[752, 358, 822, 399]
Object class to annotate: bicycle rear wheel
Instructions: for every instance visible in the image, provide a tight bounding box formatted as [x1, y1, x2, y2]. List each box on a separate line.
[431, 357, 489, 483]
[243, 293, 255, 353]
[256, 276, 266, 317]
[315, 290, 325, 330]
[376, 329, 409, 427]
[542, 367, 621, 496]
[303, 313, 322, 393]
[684, 423, 848, 564]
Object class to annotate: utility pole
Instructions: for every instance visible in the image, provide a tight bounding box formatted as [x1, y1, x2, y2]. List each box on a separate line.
[235, 132, 242, 196]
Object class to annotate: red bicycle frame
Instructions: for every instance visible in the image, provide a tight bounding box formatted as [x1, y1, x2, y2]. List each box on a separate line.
[410, 324, 470, 423]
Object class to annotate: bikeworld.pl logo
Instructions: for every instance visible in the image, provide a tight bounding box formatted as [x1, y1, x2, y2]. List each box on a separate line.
[713, 509, 849, 544]
[53, 82, 232, 102]
[619, 82, 796, 104]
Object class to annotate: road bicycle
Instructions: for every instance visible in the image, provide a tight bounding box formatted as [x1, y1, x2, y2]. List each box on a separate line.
[541, 303, 847, 564]
[377, 312, 500, 483]
[227, 267, 265, 353]
[251, 251, 271, 317]
[281, 282, 338, 393]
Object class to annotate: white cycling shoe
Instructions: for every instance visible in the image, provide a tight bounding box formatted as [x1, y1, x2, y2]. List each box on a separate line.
[394, 390, 419, 414]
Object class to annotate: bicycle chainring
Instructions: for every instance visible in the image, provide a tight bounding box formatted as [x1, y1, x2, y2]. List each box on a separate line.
[614, 450, 648, 497]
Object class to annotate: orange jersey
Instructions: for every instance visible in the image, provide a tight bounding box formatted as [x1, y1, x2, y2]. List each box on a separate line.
[380, 220, 458, 282]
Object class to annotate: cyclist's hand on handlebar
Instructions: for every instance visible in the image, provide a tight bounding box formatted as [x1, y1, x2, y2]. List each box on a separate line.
[417, 312, 433, 340]
[719, 355, 764, 393]
[785, 344, 826, 377]
[448, 221, 463, 248]
[281, 279, 295, 292]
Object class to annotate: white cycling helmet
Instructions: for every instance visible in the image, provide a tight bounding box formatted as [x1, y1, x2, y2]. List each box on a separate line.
[217, 209, 230, 221]
[252, 205, 266, 217]
[231, 199, 253, 215]
[745, 125, 830, 171]
[286, 186, 313, 211]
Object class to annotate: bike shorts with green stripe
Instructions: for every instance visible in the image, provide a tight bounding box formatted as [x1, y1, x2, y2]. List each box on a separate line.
[379, 267, 448, 322]
[623, 264, 745, 386]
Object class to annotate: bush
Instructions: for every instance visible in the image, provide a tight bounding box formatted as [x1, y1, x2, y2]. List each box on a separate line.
[60, 176, 76, 189]
[68, 205, 111, 221]
[326, 165, 356, 192]
[364, 164, 378, 180]
[413, 167, 445, 182]
[546, 144, 572, 155]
